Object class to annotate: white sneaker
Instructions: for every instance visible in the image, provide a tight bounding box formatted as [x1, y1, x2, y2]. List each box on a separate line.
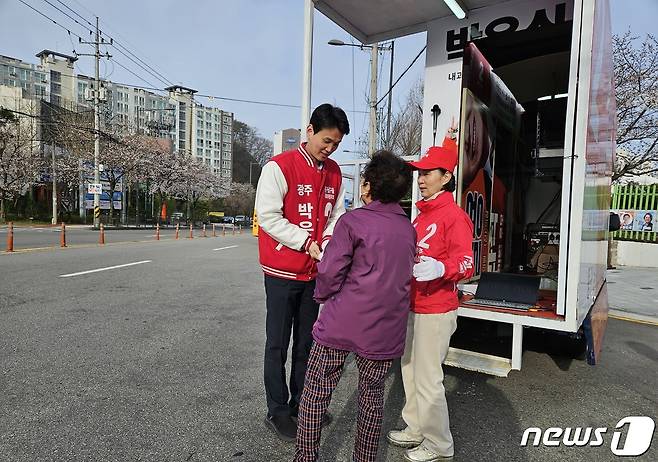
[404, 445, 453, 462]
[386, 428, 424, 448]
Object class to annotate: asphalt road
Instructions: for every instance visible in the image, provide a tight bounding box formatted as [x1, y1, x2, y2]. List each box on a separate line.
[0, 237, 656, 461]
[0, 224, 240, 250]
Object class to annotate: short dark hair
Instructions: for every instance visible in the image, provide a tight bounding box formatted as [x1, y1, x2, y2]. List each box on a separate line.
[310, 104, 350, 135]
[438, 168, 456, 193]
[363, 150, 412, 203]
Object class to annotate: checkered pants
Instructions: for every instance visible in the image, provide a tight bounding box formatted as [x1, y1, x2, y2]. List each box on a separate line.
[294, 342, 392, 462]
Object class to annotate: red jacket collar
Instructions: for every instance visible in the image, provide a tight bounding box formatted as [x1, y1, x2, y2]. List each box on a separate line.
[415, 191, 455, 213]
[298, 143, 320, 168]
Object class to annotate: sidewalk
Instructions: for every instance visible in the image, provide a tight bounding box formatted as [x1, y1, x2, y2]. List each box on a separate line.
[607, 267, 658, 320]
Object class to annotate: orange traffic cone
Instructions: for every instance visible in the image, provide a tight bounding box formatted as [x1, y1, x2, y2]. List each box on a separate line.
[155, 223, 160, 240]
[175, 223, 179, 240]
[6, 222, 14, 252]
[99, 223, 105, 245]
[189, 224, 193, 239]
[60, 222, 67, 247]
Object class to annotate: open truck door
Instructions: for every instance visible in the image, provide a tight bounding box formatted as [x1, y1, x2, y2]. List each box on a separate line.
[312, 0, 616, 376]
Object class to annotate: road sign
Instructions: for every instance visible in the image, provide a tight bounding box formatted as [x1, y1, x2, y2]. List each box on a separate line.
[94, 206, 101, 219]
[88, 183, 103, 194]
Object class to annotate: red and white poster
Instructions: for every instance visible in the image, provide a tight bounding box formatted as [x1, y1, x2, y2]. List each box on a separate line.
[459, 43, 522, 279]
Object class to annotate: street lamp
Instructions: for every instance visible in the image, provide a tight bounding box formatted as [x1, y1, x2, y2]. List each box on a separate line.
[328, 39, 395, 154]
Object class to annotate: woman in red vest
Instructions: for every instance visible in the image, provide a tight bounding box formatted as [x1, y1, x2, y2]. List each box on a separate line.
[387, 127, 475, 462]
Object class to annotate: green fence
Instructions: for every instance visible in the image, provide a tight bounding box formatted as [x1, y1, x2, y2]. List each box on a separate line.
[611, 184, 658, 243]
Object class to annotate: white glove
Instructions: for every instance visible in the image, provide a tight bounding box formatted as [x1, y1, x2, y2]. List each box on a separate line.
[413, 256, 445, 281]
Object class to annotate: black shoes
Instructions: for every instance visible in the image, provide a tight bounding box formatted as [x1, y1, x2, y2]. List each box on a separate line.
[265, 414, 297, 442]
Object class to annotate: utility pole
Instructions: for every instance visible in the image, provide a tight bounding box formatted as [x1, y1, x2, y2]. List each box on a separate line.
[79, 17, 111, 229]
[368, 43, 379, 157]
[51, 142, 57, 225]
[301, 0, 314, 139]
[92, 17, 101, 229]
[386, 41, 395, 145]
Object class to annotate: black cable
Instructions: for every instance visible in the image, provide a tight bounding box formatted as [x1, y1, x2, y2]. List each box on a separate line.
[376, 45, 426, 107]
[110, 58, 159, 89]
[39, 0, 93, 34]
[16, 0, 83, 39]
[54, 0, 93, 27]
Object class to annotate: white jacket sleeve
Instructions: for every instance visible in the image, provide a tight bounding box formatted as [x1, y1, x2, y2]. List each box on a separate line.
[321, 183, 346, 245]
[255, 161, 310, 250]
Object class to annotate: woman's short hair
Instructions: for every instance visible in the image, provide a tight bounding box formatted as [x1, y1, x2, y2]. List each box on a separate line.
[438, 168, 456, 193]
[363, 150, 412, 203]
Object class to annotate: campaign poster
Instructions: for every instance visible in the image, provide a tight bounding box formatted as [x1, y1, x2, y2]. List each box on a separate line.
[615, 210, 635, 230]
[633, 210, 656, 232]
[459, 43, 519, 279]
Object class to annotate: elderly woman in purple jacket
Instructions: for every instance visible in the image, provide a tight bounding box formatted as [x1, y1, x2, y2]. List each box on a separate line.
[294, 151, 416, 462]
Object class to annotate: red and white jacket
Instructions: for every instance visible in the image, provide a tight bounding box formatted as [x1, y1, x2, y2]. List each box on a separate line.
[255, 144, 345, 281]
[412, 191, 475, 314]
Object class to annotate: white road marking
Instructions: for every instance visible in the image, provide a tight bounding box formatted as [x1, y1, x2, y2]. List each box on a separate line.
[213, 245, 239, 251]
[59, 260, 152, 278]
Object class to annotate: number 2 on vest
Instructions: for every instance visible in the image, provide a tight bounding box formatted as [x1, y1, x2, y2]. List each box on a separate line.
[418, 223, 437, 250]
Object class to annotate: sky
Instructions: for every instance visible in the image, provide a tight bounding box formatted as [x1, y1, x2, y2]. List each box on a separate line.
[0, 0, 655, 161]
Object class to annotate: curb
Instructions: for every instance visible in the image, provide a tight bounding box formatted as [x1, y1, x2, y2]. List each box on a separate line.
[609, 309, 658, 327]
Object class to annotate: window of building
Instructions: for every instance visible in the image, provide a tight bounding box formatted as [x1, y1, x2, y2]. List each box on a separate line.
[35, 85, 46, 98]
[51, 83, 61, 94]
[222, 142, 231, 150]
[222, 169, 230, 178]
[206, 122, 212, 129]
[213, 150, 219, 159]
[222, 133, 231, 142]
[51, 95, 61, 105]
[197, 148, 203, 155]
[223, 116, 231, 124]
[206, 130, 211, 138]
[197, 129, 203, 137]
[223, 124, 231, 133]
[50, 70, 61, 83]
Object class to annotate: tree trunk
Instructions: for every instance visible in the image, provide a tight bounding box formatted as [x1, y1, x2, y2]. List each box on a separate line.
[0, 194, 5, 223]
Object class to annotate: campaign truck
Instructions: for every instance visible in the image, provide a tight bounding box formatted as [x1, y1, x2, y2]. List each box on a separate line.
[313, 0, 615, 375]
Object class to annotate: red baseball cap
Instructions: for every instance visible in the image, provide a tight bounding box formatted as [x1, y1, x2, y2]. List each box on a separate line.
[408, 137, 458, 173]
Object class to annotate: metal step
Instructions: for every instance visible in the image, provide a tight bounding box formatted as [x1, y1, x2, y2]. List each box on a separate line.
[444, 347, 512, 377]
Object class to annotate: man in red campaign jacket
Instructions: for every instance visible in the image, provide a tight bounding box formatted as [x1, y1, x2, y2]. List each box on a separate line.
[387, 127, 474, 462]
[254, 104, 348, 442]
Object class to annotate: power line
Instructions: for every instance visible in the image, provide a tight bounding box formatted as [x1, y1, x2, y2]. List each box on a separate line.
[39, 0, 93, 35]
[110, 57, 159, 90]
[54, 0, 174, 86]
[16, 0, 84, 40]
[54, 0, 94, 28]
[26, 0, 173, 88]
[376, 45, 426, 107]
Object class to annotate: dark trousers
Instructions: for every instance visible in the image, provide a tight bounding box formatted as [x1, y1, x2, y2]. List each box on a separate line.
[294, 343, 393, 462]
[264, 274, 319, 417]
